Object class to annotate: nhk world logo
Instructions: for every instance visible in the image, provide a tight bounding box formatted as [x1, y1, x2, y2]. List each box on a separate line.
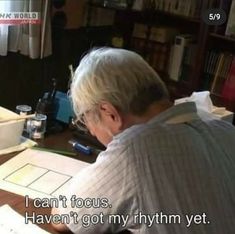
[0, 12, 40, 24]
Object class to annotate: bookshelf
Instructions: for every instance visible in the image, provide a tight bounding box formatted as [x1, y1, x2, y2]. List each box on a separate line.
[201, 0, 235, 112]
[84, 0, 235, 112]
[210, 33, 235, 42]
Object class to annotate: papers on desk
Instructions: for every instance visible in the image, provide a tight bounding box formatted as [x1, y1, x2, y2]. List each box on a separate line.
[0, 204, 50, 234]
[0, 136, 37, 155]
[0, 149, 89, 199]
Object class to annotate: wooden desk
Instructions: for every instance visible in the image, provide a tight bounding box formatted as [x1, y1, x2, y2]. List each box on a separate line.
[0, 189, 63, 234]
[0, 130, 83, 233]
[0, 130, 130, 234]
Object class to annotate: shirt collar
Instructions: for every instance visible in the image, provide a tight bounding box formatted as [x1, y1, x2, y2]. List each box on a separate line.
[112, 102, 198, 142]
[147, 102, 198, 124]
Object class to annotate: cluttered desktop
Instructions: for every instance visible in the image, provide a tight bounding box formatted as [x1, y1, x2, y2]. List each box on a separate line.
[0, 61, 107, 233]
[0, 91, 104, 234]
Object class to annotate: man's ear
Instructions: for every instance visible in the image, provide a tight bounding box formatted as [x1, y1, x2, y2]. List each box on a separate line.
[98, 102, 123, 133]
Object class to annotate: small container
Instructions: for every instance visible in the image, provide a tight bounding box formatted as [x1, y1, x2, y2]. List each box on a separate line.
[16, 105, 32, 134]
[27, 114, 47, 139]
[16, 105, 32, 115]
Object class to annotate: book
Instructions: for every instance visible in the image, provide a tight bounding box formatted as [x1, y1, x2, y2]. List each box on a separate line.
[154, 0, 207, 17]
[132, 0, 145, 10]
[211, 52, 233, 96]
[151, 43, 170, 72]
[84, 6, 115, 26]
[222, 56, 235, 101]
[176, 0, 192, 16]
[180, 42, 197, 81]
[168, 34, 194, 81]
[202, 50, 221, 90]
[155, 0, 164, 11]
[194, 0, 203, 17]
[210, 53, 226, 94]
[213, 0, 232, 34]
[132, 23, 148, 39]
[131, 37, 146, 52]
[225, 0, 235, 37]
[189, 0, 197, 17]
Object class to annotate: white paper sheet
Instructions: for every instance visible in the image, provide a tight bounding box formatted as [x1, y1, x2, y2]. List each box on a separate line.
[0, 204, 50, 234]
[0, 149, 89, 199]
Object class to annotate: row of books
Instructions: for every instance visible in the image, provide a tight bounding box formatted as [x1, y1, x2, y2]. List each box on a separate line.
[202, 50, 235, 101]
[132, 0, 216, 17]
[131, 24, 178, 74]
[131, 32, 198, 82]
[86, 0, 234, 38]
[131, 37, 170, 72]
[132, 23, 179, 43]
[131, 34, 235, 104]
[152, 0, 234, 37]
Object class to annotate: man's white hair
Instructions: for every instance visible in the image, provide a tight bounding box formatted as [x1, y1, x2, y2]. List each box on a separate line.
[71, 47, 168, 122]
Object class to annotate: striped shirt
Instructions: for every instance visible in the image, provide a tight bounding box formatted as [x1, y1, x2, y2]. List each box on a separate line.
[60, 102, 235, 234]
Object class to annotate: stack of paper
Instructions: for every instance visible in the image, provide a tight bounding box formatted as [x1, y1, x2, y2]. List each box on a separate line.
[0, 204, 50, 234]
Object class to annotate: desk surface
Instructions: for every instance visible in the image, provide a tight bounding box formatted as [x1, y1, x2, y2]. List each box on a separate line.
[0, 130, 78, 233]
[0, 129, 101, 234]
[0, 129, 93, 233]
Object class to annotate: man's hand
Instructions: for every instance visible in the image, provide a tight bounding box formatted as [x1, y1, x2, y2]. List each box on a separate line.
[51, 207, 70, 233]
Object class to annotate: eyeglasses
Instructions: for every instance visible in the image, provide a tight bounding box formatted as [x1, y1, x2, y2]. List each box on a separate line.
[72, 117, 89, 132]
[72, 105, 98, 132]
[72, 109, 92, 132]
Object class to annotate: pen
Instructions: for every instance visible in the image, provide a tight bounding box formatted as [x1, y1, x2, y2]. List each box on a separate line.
[32, 146, 77, 157]
[69, 140, 92, 155]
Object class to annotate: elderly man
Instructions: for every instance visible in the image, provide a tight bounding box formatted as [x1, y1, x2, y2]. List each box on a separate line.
[51, 48, 235, 234]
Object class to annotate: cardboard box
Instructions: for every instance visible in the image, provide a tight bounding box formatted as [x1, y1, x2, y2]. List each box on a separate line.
[0, 107, 24, 150]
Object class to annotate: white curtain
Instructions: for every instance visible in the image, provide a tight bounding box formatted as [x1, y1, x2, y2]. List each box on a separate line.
[0, 0, 51, 59]
[0, 1, 10, 55]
